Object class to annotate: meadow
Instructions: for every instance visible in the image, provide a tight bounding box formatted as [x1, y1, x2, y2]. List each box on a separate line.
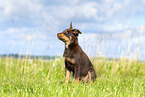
[0, 56, 145, 97]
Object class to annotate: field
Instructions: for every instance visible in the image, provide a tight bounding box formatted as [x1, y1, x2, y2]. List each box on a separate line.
[0, 57, 145, 97]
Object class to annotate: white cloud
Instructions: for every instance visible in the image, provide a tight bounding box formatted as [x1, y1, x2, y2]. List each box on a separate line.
[0, 0, 145, 32]
[75, 2, 98, 19]
[0, 0, 43, 17]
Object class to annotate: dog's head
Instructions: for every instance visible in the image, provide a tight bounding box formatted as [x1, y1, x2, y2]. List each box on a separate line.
[57, 22, 82, 46]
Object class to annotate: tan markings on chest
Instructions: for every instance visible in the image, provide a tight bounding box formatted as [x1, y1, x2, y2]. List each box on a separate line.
[65, 57, 75, 64]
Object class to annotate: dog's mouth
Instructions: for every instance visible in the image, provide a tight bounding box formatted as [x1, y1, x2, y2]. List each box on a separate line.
[59, 38, 67, 42]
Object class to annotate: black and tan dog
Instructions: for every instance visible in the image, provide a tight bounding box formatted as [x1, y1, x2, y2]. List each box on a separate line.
[57, 22, 97, 83]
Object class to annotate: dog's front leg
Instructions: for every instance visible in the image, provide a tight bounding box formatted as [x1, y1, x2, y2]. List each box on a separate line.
[74, 66, 80, 84]
[65, 67, 71, 84]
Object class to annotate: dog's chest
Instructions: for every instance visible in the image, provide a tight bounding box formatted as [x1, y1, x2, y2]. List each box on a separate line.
[64, 57, 76, 71]
[65, 57, 75, 64]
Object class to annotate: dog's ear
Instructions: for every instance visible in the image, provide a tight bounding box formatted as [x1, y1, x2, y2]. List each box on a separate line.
[73, 29, 82, 37]
[69, 22, 72, 29]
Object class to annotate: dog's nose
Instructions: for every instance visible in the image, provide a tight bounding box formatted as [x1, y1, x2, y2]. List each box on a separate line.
[57, 33, 60, 36]
[57, 33, 61, 38]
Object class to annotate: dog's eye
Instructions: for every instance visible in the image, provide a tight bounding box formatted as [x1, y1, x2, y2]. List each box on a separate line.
[65, 31, 68, 35]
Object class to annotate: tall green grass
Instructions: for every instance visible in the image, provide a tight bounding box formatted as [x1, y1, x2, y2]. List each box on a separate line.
[0, 57, 145, 97]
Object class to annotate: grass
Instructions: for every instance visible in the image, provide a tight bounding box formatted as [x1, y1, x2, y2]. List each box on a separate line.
[0, 57, 145, 97]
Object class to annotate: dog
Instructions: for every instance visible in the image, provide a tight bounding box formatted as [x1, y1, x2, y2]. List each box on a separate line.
[57, 22, 97, 83]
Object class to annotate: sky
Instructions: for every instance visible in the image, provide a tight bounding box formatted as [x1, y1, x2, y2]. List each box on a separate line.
[0, 0, 145, 60]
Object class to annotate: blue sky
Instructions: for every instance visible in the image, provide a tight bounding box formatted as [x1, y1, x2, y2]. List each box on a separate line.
[0, 0, 145, 60]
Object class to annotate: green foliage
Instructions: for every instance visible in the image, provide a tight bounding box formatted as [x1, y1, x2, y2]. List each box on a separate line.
[0, 57, 145, 97]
